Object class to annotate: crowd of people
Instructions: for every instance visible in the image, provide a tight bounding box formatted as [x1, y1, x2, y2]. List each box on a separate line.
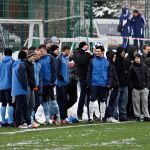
[0, 36, 150, 129]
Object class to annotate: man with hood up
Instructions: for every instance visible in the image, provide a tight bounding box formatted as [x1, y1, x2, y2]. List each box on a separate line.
[125, 46, 137, 119]
[115, 47, 129, 121]
[119, 7, 131, 51]
[131, 10, 146, 53]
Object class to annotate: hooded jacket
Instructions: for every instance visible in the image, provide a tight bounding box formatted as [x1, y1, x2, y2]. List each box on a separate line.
[0, 56, 14, 90]
[106, 51, 120, 89]
[130, 13, 146, 37]
[115, 48, 129, 86]
[120, 8, 131, 37]
[128, 62, 149, 89]
[11, 59, 28, 96]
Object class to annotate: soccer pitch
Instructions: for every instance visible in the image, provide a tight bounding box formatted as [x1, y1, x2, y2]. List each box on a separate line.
[0, 122, 150, 150]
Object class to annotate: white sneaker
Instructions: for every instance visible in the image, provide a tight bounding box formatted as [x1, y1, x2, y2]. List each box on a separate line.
[27, 122, 39, 128]
[18, 124, 28, 129]
[107, 117, 119, 123]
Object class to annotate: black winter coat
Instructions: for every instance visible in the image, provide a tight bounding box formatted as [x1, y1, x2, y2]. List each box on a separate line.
[128, 62, 149, 90]
[73, 49, 93, 81]
[25, 60, 36, 90]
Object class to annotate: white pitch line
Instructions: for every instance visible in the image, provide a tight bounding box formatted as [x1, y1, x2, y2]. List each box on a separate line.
[0, 121, 135, 135]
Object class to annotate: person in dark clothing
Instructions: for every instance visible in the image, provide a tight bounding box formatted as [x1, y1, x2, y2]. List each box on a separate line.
[25, 50, 37, 124]
[105, 50, 120, 123]
[66, 52, 78, 109]
[115, 47, 129, 121]
[144, 51, 150, 114]
[47, 44, 61, 124]
[142, 45, 150, 61]
[130, 10, 146, 52]
[50, 45, 60, 58]
[73, 41, 93, 120]
[125, 46, 137, 119]
[128, 53, 150, 121]
[87, 46, 112, 123]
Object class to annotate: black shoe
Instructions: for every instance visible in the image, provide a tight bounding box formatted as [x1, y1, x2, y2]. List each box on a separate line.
[135, 117, 141, 122]
[119, 118, 128, 122]
[78, 116, 82, 121]
[143, 117, 150, 122]
[100, 117, 107, 123]
[88, 119, 93, 123]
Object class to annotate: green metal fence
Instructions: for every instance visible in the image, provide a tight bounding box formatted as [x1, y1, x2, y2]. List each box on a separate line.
[0, 0, 149, 51]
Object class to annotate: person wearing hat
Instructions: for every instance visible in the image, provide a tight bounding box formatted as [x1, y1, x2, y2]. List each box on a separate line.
[0, 48, 15, 127]
[131, 10, 146, 53]
[105, 50, 120, 123]
[44, 37, 54, 53]
[115, 46, 129, 121]
[73, 41, 93, 120]
[128, 53, 150, 121]
[50, 45, 60, 58]
[25, 50, 37, 126]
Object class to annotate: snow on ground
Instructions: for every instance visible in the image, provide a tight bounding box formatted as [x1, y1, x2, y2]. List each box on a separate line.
[0, 85, 100, 123]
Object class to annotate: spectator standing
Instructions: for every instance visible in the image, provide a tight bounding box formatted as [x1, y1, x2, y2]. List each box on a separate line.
[119, 7, 131, 51]
[131, 10, 146, 53]
[73, 42, 93, 120]
[128, 53, 150, 121]
[115, 47, 129, 121]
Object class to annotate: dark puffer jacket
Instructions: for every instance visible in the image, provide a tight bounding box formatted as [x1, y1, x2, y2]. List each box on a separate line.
[73, 48, 93, 81]
[128, 62, 149, 90]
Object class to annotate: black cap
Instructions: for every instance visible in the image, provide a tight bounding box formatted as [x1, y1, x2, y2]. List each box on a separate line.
[18, 51, 27, 60]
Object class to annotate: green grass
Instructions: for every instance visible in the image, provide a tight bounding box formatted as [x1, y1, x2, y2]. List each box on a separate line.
[0, 122, 150, 150]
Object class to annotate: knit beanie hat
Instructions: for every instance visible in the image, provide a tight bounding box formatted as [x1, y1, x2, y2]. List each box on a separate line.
[50, 45, 59, 53]
[27, 50, 36, 59]
[44, 38, 53, 45]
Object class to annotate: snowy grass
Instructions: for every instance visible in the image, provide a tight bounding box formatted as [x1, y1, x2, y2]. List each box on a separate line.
[0, 122, 150, 150]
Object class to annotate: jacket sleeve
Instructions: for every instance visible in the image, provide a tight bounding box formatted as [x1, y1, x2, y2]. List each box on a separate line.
[56, 56, 64, 81]
[50, 55, 56, 84]
[107, 62, 113, 87]
[128, 66, 134, 89]
[87, 61, 93, 87]
[73, 52, 92, 67]
[146, 67, 150, 89]
[18, 63, 28, 90]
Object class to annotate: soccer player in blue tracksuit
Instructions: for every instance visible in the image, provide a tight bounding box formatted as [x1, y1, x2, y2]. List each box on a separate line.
[87, 45, 112, 123]
[32, 50, 42, 123]
[131, 10, 146, 53]
[56, 45, 70, 124]
[119, 7, 131, 51]
[11, 51, 32, 128]
[0, 48, 14, 127]
[39, 44, 57, 124]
